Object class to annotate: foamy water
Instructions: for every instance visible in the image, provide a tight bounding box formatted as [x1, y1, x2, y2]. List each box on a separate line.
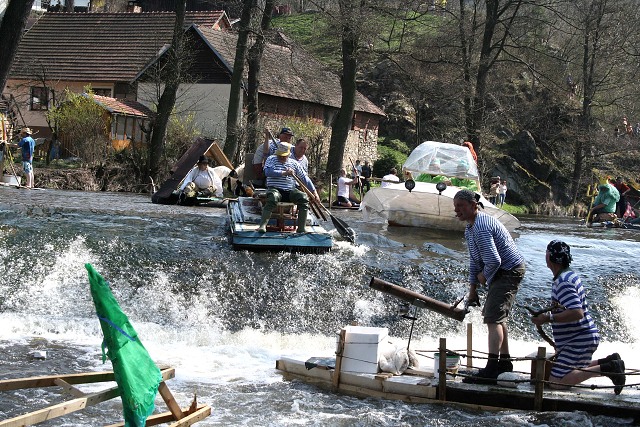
[0, 189, 638, 426]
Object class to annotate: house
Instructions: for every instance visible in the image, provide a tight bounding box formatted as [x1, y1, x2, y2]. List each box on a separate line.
[3, 11, 385, 169]
[89, 94, 155, 150]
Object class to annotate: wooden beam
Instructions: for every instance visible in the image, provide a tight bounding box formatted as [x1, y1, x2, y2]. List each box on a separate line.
[105, 404, 211, 427]
[206, 141, 234, 169]
[158, 381, 184, 420]
[53, 378, 85, 398]
[332, 328, 346, 390]
[0, 386, 120, 427]
[0, 367, 175, 392]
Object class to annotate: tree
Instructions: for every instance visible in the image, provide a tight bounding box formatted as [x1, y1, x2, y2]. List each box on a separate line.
[0, 0, 36, 94]
[46, 88, 111, 165]
[224, 0, 257, 160]
[147, 0, 187, 182]
[325, 0, 362, 176]
[245, 0, 277, 162]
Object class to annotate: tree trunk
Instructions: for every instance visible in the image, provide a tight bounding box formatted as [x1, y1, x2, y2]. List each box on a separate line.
[246, 0, 276, 161]
[147, 0, 186, 181]
[0, 0, 36, 94]
[223, 0, 257, 160]
[326, 0, 359, 177]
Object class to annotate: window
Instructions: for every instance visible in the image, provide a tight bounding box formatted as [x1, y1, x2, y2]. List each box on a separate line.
[30, 87, 49, 111]
[93, 88, 112, 97]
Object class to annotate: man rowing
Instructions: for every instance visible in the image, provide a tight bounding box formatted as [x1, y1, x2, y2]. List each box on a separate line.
[257, 142, 320, 233]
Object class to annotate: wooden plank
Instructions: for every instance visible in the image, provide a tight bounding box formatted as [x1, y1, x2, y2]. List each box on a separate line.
[0, 371, 118, 391]
[534, 346, 546, 411]
[53, 378, 85, 398]
[205, 141, 234, 170]
[105, 404, 211, 427]
[152, 137, 215, 204]
[158, 381, 184, 420]
[168, 405, 212, 427]
[332, 329, 346, 390]
[0, 367, 173, 396]
[0, 386, 120, 427]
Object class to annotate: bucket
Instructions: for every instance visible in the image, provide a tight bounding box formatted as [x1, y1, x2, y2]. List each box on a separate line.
[2, 174, 20, 186]
[433, 352, 460, 375]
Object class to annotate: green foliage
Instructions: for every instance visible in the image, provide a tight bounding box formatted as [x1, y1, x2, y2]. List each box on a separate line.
[46, 87, 110, 166]
[271, 13, 341, 69]
[379, 137, 411, 155]
[500, 203, 529, 215]
[373, 146, 407, 178]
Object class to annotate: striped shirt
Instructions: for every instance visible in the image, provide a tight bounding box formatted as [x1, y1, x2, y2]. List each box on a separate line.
[264, 155, 315, 193]
[260, 139, 308, 172]
[551, 270, 600, 348]
[465, 211, 524, 285]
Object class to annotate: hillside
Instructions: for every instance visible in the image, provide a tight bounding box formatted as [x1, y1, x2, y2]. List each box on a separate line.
[271, 11, 640, 213]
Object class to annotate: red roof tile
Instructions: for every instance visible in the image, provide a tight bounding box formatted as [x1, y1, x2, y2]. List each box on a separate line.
[10, 11, 229, 82]
[91, 94, 155, 117]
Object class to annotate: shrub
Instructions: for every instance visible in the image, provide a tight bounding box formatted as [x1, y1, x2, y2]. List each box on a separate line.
[373, 146, 407, 178]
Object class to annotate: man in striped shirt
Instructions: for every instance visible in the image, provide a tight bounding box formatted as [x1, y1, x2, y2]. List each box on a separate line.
[257, 142, 320, 233]
[453, 189, 526, 383]
[532, 240, 626, 394]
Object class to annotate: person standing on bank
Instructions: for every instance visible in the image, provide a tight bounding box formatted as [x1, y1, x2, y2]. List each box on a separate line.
[17, 127, 36, 188]
[453, 189, 526, 383]
[532, 240, 625, 394]
[258, 142, 320, 233]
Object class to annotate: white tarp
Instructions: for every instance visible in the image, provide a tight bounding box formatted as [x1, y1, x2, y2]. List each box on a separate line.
[403, 140, 478, 180]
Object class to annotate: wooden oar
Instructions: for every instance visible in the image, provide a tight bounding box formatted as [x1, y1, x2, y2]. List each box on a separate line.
[349, 157, 362, 202]
[291, 173, 326, 221]
[292, 174, 356, 243]
[585, 184, 596, 225]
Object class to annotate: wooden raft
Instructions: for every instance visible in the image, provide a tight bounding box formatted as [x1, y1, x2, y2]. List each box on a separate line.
[0, 366, 211, 427]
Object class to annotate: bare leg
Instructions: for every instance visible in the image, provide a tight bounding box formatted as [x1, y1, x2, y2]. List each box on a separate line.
[487, 323, 505, 355]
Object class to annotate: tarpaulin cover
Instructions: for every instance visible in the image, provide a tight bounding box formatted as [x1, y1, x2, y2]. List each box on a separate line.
[403, 140, 479, 179]
[86, 263, 162, 427]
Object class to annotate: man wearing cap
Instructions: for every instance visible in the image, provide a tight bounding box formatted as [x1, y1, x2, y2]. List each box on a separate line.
[453, 189, 525, 384]
[16, 127, 36, 188]
[252, 127, 294, 186]
[257, 141, 320, 233]
[179, 155, 223, 204]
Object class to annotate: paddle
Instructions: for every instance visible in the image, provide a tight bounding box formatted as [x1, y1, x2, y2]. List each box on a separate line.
[292, 173, 356, 244]
[349, 157, 362, 202]
[585, 184, 596, 225]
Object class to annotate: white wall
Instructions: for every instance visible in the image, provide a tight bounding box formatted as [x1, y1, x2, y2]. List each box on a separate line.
[137, 82, 231, 141]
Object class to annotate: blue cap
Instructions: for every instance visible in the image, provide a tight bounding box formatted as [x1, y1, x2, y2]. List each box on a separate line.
[280, 127, 294, 136]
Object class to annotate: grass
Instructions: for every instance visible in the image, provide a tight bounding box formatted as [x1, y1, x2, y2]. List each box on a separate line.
[271, 9, 442, 71]
[500, 203, 529, 215]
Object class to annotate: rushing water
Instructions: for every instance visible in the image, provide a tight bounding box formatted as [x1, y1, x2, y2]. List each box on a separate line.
[0, 187, 639, 426]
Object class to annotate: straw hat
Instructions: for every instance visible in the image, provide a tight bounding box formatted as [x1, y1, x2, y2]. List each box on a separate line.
[275, 142, 292, 157]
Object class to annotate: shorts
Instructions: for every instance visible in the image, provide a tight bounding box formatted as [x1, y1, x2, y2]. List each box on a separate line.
[482, 264, 525, 324]
[550, 342, 598, 379]
[23, 161, 33, 173]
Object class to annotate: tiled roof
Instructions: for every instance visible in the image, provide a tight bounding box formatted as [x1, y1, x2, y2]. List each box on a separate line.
[196, 27, 385, 117]
[10, 11, 229, 82]
[90, 94, 155, 117]
[10, 11, 384, 116]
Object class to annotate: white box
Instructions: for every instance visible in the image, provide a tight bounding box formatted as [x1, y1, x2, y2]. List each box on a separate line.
[339, 326, 388, 374]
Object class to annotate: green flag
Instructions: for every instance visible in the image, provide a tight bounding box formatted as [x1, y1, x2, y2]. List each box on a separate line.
[86, 263, 162, 427]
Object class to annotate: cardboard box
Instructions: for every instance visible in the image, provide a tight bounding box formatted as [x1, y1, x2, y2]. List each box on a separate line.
[340, 326, 388, 374]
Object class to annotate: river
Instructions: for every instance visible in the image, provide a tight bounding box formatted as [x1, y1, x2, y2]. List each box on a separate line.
[0, 187, 638, 426]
